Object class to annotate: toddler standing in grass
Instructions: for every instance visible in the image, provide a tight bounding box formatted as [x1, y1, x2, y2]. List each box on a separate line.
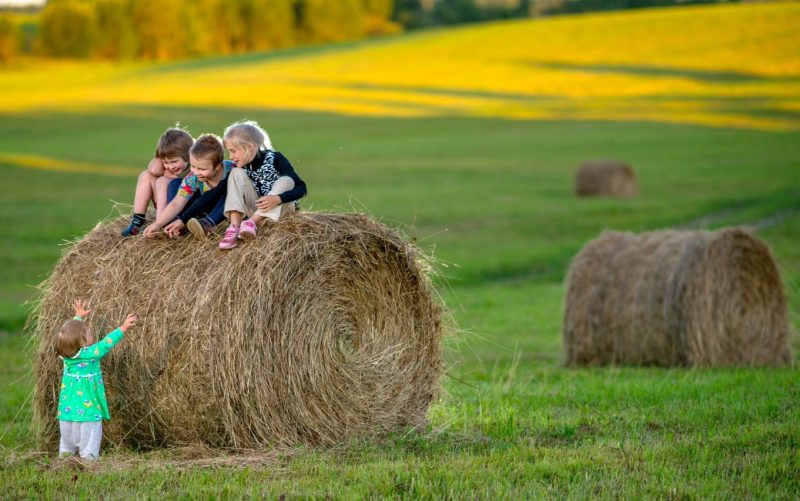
[56, 299, 137, 460]
[121, 126, 194, 237]
[218, 120, 307, 249]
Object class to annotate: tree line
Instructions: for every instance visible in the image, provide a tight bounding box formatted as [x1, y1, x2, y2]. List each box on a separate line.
[1, 0, 397, 61]
[393, 0, 741, 28]
[0, 0, 743, 63]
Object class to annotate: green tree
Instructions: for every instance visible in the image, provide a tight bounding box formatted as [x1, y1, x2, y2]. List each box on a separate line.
[38, 1, 97, 58]
[0, 14, 19, 63]
[361, 0, 401, 35]
[183, 0, 228, 56]
[392, 0, 435, 29]
[241, 0, 295, 51]
[296, 0, 366, 44]
[363, 0, 394, 18]
[94, 0, 137, 59]
[131, 0, 191, 60]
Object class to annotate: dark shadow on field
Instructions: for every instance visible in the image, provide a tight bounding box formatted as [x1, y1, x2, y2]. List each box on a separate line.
[130, 32, 414, 76]
[680, 190, 800, 230]
[528, 61, 800, 84]
[291, 79, 561, 102]
[284, 80, 800, 125]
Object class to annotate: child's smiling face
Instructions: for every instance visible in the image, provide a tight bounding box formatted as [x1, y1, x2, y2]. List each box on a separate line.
[190, 154, 221, 183]
[225, 141, 256, 167]
[162, 156, 188, 176]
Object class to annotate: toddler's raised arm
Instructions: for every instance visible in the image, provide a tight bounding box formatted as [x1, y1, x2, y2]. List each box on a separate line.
[85, 314, 137, 358]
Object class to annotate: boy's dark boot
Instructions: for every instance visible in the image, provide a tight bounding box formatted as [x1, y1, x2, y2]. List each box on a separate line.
[121, 214, 146, 237]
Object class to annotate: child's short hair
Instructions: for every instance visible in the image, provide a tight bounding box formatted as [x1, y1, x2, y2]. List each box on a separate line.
[155, 126, 194, 162]
[56, 319, 88, 358]
[223, 120, 273, 152]
[190, 133, 225, 167]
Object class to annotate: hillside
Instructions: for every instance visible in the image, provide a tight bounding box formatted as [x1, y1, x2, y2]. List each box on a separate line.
[1, 2, 798, 130]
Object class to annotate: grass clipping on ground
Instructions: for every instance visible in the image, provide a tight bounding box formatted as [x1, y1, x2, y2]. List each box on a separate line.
[30, 212, 444, 451]
[563, 227, 793, 367]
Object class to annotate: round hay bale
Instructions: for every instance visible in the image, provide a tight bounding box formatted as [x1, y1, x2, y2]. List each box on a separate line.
[31, 212, 444, 450]
[563, 227, 792, 367]
[574, 160, 638, 198]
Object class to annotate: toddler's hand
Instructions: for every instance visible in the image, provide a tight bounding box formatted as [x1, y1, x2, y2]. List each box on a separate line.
[73, 299, 92, 318]
[120, 314, 138, 333]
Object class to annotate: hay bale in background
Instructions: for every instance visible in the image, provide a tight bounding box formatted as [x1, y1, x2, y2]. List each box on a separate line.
[574, 160, 638, 198]
[563, 227, 792, 367]
[32, 212, 444, 450]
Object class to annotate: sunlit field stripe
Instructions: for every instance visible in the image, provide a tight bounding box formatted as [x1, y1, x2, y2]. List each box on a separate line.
[0, 153, 139, 177]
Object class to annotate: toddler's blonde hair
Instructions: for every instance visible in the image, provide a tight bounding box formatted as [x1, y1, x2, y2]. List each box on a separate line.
[223, 120, 273, 154]
[56, 319, 89, 358]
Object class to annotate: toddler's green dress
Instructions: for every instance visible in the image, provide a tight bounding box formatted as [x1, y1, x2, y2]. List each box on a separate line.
[57, 317, 124, 422]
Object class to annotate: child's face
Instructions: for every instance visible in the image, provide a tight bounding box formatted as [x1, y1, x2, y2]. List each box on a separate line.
[162, 156, 188, 177]
[225, 141, 255, 167]
[83, 332, 94, 346]
[190, 154, 221, 183]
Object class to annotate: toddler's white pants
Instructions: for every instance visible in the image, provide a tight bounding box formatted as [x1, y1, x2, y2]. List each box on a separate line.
[59, 420, 102, 459]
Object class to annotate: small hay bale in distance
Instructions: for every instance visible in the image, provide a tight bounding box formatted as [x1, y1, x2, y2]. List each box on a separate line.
[574, 160, 638, 198]
[563, 227, 792, 367]
[32, 212, 444, 450]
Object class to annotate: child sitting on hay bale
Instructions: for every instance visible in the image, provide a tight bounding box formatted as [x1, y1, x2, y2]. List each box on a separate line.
[121, 126, 194, 237]
[142, 134, 232, 240]
[219, 120, 307, 249]
[55, 299, 137, 459]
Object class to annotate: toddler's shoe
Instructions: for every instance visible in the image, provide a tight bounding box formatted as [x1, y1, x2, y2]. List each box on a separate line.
[187, 217, 213, 240]
[238, 220, 257, 240]
[219, 225, 239, 249]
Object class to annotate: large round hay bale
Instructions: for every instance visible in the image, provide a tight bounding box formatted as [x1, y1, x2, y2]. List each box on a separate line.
[563, 227, 792, 367]
[574, 160, 638, 198]
[31, 212, 444, 450]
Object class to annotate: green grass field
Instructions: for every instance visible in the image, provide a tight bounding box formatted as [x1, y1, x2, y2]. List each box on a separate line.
[1, 106, 798, 498]
[2, 5, 800, 498]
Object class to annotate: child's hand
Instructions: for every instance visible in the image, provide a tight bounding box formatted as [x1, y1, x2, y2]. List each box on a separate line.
[143, 224, 161, 238]
[164, 220, 185, 239]
[147, 157, 165, 177]
[255, 195, 282, 211]
[120, 314, 138, 333]
[73, 299, 92, 318]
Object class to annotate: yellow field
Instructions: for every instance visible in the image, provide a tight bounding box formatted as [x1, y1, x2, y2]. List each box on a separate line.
[2, 2, 799, 130]
[0, 153, 138, 176]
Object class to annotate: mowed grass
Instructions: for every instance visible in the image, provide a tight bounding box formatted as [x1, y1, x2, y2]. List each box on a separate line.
[0, 106, 798, 498]
[1, 2, 799, 497]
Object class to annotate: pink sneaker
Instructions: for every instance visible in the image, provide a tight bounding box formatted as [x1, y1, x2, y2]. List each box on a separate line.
[239, 220, 257, 240]
[219, 225, 239, 249]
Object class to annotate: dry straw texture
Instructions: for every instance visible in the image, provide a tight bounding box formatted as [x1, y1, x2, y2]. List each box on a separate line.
[563, 228, 792, 367]
[574, 160, 638, 198]
[31, 212, 444, 451]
